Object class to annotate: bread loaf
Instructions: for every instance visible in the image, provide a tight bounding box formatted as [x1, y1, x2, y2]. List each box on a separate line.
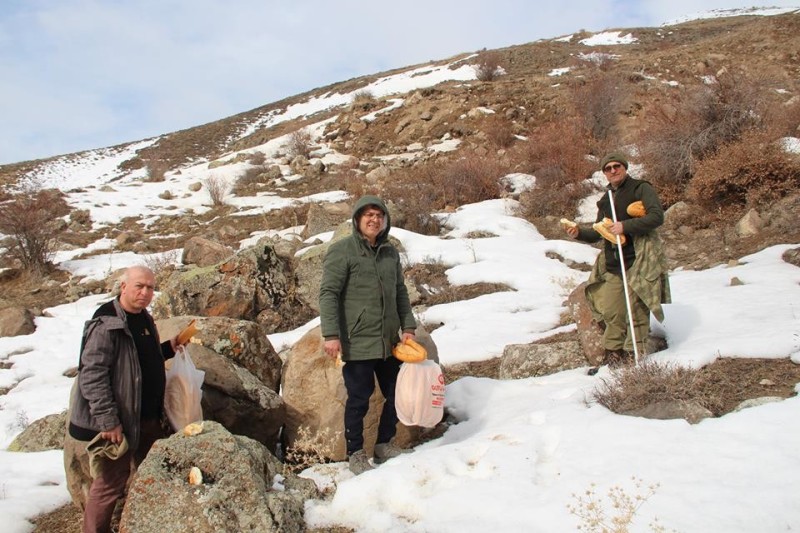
[560, 218, 577, 229]
[392, 338, 428, 363]
[176, 319, 198, 345]
[592, 217, 627, 246]
[626, 201, 646, 218]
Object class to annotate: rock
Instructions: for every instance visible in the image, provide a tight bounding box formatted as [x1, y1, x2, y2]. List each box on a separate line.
[119, 421, 317, 533]
[567, 283, 605, 366]
[498, 340, 586, 379]
[735, 208, 764, 237]
[153, 242, 313, 332]
[622, 400, 713, 424]
[8, 411, 67, 452]
[156, 316, 282, 391]
[301, 202, 349, 240]
[180, 236, 234, 267]
[733, 396, 783, 412]
[0, 306, 36, 337]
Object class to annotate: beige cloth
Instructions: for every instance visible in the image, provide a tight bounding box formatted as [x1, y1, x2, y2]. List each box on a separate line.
[86, 433, 129, 479]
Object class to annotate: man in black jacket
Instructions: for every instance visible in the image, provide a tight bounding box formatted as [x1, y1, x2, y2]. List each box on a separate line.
[67, 266, 182, 533]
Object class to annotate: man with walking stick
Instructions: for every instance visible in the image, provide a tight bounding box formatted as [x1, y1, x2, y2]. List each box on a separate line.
[564, 152, 671, 373]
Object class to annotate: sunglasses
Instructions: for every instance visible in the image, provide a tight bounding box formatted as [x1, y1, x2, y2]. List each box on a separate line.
[603, 163, 624, 173]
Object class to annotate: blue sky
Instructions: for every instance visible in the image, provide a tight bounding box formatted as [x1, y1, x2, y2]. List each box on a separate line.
[1, 0, 798, 164]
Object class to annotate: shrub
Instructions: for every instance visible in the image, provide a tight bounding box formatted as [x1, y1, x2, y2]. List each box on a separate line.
[0, 187, 67, 273]
[283, 426, 339, 474]
[473, 50, 503, 82]
[568, 477, 668, 533]
[591, 360, 700, 414]
[639, 73, 771, 198]
[687, 129, 800, 215]
[570, 70, 630, 143]
[203, 175, 227, 206]
[351, 89, 377, 110]
[285, 129, 313, 159]
[514, 119, 596, 218]
[247, 151, 267, 166]
[384, 153, 506, 235]
[484, 115, 517, 149]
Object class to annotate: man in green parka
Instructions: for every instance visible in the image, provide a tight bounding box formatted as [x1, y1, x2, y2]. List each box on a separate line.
[319, 195, 417, 474]
[565, 153, 670, 369]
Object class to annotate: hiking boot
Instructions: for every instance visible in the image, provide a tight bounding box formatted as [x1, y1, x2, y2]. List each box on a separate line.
[348, 450, 374, 475]
[374, 442, 412, 464]
[603, 349, 625, 367]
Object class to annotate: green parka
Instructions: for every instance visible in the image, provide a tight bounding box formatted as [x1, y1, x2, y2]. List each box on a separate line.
[319, 195, 416, 361]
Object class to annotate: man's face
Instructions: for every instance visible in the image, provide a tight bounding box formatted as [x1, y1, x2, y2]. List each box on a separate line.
[119, 268, 156, 313]
[602, 161, 628, 188]
[357, 206, 385, 244]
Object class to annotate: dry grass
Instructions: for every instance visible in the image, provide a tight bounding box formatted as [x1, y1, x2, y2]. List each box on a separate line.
[592, 358, 800, 417]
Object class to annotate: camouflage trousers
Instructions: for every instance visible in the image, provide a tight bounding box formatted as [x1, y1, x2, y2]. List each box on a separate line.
[596, 272, 650, 354]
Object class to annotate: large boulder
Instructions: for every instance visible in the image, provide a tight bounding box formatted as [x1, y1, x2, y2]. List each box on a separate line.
[567, 282, 605, 366]
[0, 306, 36, 337]
[281, 325, 439, 461]
[293, 221, 350, 313]
[8, 411, 66, 452]
[156, 316, 282, 391]
[119, 421, 317, 533]
[152, 241, 314, 332]
[181, 236, 234, 267]
[176, 342, 285, 452]
[301, 201, 349, 240]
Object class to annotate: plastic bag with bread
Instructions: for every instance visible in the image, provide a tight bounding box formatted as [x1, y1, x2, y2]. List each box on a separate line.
[592, 217, 627, 246]
[164, 345, 205, 432]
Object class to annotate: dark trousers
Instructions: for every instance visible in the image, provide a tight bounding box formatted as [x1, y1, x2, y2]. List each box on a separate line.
[342, 357, 402, 456]
[82, 418, 165, 533]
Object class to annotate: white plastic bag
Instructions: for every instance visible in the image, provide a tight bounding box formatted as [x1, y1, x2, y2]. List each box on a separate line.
[395, 360, 445, 428]
[164, 345, 205, 432]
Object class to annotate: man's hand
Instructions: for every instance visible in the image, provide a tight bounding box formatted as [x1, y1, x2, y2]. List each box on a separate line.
[401, 332, 416, 342]
[609, 221, 624, 235]
[566, 226, 579, 239]
[100, 425, 123, 444]
[323, 339, 341, 360]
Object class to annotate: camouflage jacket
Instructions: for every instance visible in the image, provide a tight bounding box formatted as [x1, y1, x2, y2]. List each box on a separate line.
[585, 228, 671, 323]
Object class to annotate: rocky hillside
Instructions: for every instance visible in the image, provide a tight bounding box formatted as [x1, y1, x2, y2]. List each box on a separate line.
[0, 10, 799, 312]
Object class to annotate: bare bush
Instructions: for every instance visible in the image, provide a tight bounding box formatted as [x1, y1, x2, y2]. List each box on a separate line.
[351, 89, 377, 110]
[0, 188, 68, 273]
[286, 129, 313, 159]
[570, 70, 630, 144]
[591, 360, 701, 414]
[514, 119, 596, 218]
[385, 153, 506, 234]
[235, 166, 267, 193]
[283, 426, 339, 474]
[639, 73, 771, 199]
[203, 175, 228, 206]
[247, 151, 267, 166]
[484, 115, 517, 149]
[687, 129, 800, 215]
[568, 477, 668, 533]
[473, 50, 503, 82]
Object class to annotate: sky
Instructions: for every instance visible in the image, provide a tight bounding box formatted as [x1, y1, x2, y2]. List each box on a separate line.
[2, 0, 800, 165]
[0, 13, 799, 531]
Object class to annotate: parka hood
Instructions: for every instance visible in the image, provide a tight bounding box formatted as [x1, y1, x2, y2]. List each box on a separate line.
[351, 194, 391, 244]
